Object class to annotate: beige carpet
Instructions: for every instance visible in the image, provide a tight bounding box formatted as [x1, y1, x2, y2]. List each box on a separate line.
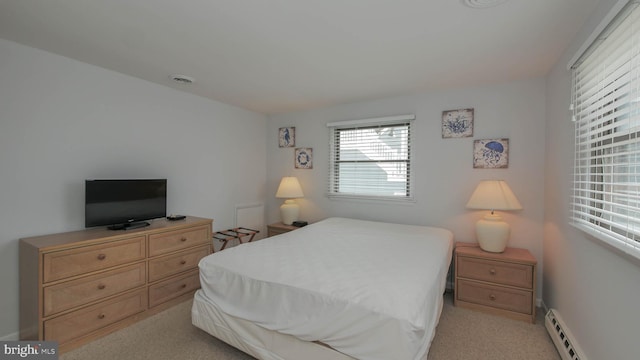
[60, 293, 559, 360]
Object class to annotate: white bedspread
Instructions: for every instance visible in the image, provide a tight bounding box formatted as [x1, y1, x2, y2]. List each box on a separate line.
[197, 217, 453, 360]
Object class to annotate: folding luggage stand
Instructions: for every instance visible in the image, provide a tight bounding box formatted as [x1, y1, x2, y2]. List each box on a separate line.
[213, 227, 260, 250]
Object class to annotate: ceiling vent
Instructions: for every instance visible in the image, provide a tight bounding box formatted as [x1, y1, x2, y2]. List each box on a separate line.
[463, 0, 508, 8]
[169, 74, 195, 84]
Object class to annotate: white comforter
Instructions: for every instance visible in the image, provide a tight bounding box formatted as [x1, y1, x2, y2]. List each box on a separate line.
[197, 217, 453, 360]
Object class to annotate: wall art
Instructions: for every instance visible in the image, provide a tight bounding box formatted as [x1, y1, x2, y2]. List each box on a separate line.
[295, 147, 313, 169]
[473, 138, 509, 168]
[278, 127, 295, 147]
[442, 108, 474, 138]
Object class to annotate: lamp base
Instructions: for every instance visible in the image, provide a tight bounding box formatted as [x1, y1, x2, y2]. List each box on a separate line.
[280, 199, 299, 225]
[476, 213, 509, 253]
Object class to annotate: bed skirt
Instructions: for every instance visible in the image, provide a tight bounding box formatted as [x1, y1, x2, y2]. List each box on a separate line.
[191, 290, 356, 360]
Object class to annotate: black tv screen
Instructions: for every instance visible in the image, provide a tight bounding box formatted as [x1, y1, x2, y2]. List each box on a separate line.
[85, 179, 167, 229]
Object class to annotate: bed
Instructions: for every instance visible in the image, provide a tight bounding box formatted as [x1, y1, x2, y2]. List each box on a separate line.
[191, 217, 453, 360]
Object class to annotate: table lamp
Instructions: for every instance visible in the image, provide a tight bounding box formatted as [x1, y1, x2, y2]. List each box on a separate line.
[275, 177, 304, 225]
[466, 180, 522, 253]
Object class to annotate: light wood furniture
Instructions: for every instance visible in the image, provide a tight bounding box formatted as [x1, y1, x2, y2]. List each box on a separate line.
[454, 242, 537, 323]
[267, 222, 299, 237]
[20, 216, 213, 352]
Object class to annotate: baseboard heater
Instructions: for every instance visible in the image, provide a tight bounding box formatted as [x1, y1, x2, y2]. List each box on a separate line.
[545, 309, 587, 360]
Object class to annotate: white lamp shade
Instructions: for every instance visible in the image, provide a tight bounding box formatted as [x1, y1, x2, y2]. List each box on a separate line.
[466, 180, 522, 211]
[466, 180, 522, 253]
[276, 177, 304, 199]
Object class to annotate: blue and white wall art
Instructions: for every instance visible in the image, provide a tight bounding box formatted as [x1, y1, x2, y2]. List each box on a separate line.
[473, 138, 509, 168]
[442, 108, 474, 138]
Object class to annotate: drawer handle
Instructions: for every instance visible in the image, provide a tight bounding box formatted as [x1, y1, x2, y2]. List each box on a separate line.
[489, 268, 496, 275]
[98, 313, 105, 319]
[180, 260, 187, 265]
[180, 237, 187, 242]
[97, 284, 106, 290]
[97, 253, 107, 260]
[489, 294, 496, 301]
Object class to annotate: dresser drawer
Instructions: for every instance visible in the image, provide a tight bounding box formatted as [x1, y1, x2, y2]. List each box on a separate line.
[148, 270, 201, 308]
[44, 289, 147, 344]
[148, 226, 210, 257]
[457, 279, 532, 314]
[457, 256, 533, 289]
[43, 237, 146, 283]
[43, 262, 146, 317]
[148, 245, 210, 282]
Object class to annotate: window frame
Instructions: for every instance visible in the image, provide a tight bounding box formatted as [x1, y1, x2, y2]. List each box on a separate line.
[569, 0, 640, 260]
[326, 114, 415, 203]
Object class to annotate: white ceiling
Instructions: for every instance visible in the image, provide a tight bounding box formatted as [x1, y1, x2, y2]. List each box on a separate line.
[0, 0, 599, 114]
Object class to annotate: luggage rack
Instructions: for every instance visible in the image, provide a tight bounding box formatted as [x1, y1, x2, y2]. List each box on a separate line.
[213, 227, 260, 250]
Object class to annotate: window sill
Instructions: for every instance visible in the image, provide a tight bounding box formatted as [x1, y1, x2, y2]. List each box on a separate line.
[326, 193, 416, 205]
[571, 221, 640, 266]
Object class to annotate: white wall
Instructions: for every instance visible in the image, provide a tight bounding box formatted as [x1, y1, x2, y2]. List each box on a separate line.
[0, 39, 267, 338]
[544, 0, 640, 358]
[267, 78, 547, 298]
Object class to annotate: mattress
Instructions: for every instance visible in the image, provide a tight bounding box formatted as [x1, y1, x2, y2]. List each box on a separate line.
[194, 217, 453, 360]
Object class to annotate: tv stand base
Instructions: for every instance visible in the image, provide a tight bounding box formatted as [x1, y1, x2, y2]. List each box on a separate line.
[108, 221, 150, 231]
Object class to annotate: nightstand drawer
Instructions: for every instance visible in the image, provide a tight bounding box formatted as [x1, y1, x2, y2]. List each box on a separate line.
[457, 256, 533, 289]
[267, 222, 299, 237]
[457, 279, 532, 314]
[268, 228, 289, 237]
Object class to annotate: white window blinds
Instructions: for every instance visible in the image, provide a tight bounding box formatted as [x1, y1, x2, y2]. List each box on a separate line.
[570, 1, 640, 259]
[327, 115, 414, 201]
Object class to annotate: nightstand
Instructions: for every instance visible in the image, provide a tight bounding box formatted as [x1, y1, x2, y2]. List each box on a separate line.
[267, 222, 299, 237]
[454, 242, 537, 323]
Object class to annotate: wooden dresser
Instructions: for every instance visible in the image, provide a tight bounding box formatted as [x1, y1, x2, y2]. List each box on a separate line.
[454, 242, 537, 323]
[20, 216, 213, 352]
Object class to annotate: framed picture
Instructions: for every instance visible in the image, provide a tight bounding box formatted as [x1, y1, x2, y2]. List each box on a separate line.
[473, 138, 509, 168]
[442, 108, 474, 138]
[278, 127, 295, 147]
[295, 148, 313, 169]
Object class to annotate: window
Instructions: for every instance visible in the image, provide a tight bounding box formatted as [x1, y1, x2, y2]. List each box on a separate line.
[327, 114, 414, 201]
[570, 2, 640, 259]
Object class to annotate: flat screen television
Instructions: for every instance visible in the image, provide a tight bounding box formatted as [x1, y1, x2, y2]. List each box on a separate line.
[85, 179, 167, 230]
